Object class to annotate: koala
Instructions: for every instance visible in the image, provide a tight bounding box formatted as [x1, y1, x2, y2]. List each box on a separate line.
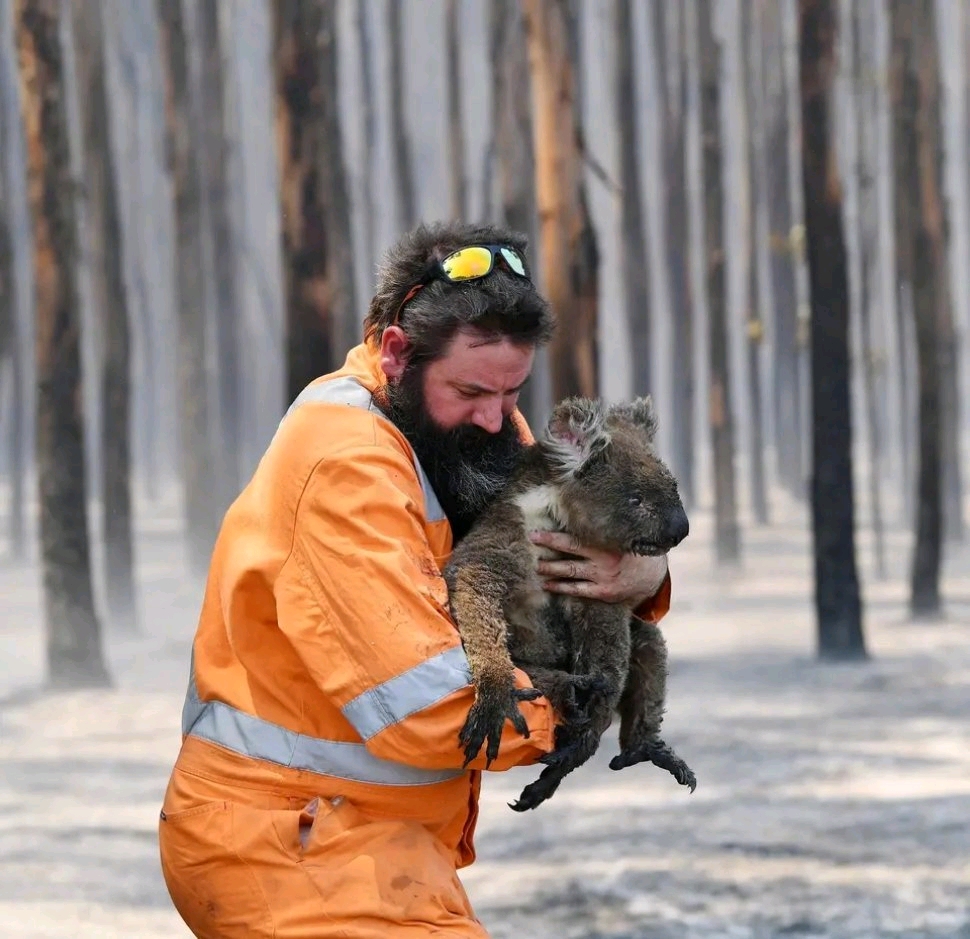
[443, 396, 696, 812]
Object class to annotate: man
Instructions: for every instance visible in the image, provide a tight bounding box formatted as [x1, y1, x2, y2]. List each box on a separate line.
[158, 222, 672, 938]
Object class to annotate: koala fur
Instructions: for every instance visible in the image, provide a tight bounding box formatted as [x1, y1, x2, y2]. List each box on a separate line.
[443, 396, 696, 811]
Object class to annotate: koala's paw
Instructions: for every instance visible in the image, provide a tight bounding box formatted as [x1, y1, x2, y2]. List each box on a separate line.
[459, 685, 542, 769]
[609, 737, 697, 793]
[508, 763, 564, 812]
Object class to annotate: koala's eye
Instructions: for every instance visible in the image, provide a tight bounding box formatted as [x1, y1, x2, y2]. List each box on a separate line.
[628, 495, 642, 507]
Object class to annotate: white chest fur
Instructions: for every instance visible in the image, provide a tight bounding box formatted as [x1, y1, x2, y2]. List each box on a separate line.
[513, 484, 567, 562]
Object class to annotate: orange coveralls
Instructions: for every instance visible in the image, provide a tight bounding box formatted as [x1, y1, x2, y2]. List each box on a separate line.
[158, 340, 671, 938]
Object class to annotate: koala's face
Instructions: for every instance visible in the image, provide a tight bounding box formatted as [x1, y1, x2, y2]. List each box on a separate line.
[541, 397, 689, 556]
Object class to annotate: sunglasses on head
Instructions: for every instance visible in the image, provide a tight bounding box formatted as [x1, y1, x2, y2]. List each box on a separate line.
[392, 243, 530, 325]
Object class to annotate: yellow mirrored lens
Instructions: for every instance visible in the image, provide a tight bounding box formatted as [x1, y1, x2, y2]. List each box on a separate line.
[500, 247, 526, 276]
[442, 246, 493, 280]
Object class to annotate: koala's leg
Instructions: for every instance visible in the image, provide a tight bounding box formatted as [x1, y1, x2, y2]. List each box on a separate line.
[446, 560, 540, 769]
[508, 602, 629, 812]
[610, 618, 696, 792]
[520, 665, 614, 727]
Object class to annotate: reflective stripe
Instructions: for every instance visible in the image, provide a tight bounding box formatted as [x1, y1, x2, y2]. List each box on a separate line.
[280, 376, 446, 524]
[182, 663, 463, 787]
[341, 645, 472, 741]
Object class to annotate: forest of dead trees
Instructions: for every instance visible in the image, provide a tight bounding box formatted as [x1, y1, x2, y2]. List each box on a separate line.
[0, 0, 967, 687]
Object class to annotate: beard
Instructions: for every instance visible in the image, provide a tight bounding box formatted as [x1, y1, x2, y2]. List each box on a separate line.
[377, 362, 525, 541]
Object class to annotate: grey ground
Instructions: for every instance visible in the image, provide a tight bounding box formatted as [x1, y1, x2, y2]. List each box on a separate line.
[1, 491, 968, 938]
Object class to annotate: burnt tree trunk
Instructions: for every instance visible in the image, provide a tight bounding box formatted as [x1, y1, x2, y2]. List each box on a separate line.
[157, 0, 219, 576]
[850, 0, 887, 579]
[17, 0, 110, 687]
[890, 0, 948, 617]
[742, 0, 769, 525]
[799, 0, 866, 658]
[614, 0, 651, 398]
[316, 0, 358, 359]
[276, 0, 331, 400]
[445, 0, 466, 221]
[764, 0, 801, 498]
[356, 0, 376, 273]
[524, 0, 599, 401]
[73, 0, 136, 628]
[0, 63, 25, 561]
[489, 0, 544, 425]
[196, 0, 241, 507]
[698, 0, 740, 564]
[387, 0, 416, 232]
[653, 2, 694, 508]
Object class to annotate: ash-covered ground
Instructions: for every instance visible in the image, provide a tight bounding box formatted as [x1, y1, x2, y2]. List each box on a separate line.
[1, 489, 968, 938]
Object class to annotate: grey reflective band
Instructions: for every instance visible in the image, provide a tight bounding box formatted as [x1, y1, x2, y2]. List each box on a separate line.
[182, 666, 463, 787]
[341, 645, 472, 741]
[280, 375, 446, 524]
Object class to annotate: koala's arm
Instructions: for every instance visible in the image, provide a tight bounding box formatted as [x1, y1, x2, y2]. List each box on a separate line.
[617, 618, 669, 750]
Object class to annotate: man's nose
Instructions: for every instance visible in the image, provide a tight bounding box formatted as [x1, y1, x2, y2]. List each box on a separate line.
[471, 400, 504, 434]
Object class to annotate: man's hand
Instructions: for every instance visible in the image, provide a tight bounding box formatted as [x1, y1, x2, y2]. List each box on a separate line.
[529, 530, 668, 607]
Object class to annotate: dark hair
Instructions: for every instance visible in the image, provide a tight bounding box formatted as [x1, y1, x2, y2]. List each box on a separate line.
[363, 221, 555, 363]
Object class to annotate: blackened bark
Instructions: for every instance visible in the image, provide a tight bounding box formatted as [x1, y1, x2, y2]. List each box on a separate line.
[654, 2, 694, 508]
[850, 0, 887, 579]
[524, 0, 599, 401]
[387, 0, 416, 231]
[196, 0, 241, 506]
[0, 73, 25, 560]
[764, 0, 801, 497]
[445, 0, 466, 221]
[18, 0, 110, 686]
[73, 0, 137, 628]
[274, 0, 335, 402]
[489, 0, 543, 425]
[799, 0, 866, 658]
[742, 0, 769, 526]
[356, 0, 376, 273]
[316, 0, 359, 360]
[698, 0, 740, 564]
[614, 0, 652, 398]
[157, 0, 219, 576]
[890, 0, 948, 616]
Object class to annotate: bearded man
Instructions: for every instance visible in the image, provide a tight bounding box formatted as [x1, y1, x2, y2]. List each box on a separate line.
[158, 221, 673, 938]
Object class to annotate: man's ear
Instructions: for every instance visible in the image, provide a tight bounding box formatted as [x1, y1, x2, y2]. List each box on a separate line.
[380, 326, 411, 381]
[611, 395, 658, 442]
[542, 397, 610, 479]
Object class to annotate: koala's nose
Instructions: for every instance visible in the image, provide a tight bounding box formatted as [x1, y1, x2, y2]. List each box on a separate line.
[665, 505, 690, 547]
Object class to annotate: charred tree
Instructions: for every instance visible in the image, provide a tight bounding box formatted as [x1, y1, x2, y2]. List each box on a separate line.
[742, 0, 769, 525]
[196, 0, 242, 507]
[524, 0, 599, 401]
[17, 0, 110, 686]
[697, 0, 740, 564]
[653, 2, 694, 508]
[157, 0, 219, 576]
[890, 0, 951, 616]
[849, 0, 887, 579]
[799, 0, 866, 658]
[275, 1, 358, 399]
[387, 0, 416, 232]
[72, 0, 136, 628]
[0, 59, 25, 561]
[614, 0, 652, 398]
[489, 0, 544, 424]
[445, 0, 466, 221]
[356, 0, 376, 273]
[764, 0, 802, 497]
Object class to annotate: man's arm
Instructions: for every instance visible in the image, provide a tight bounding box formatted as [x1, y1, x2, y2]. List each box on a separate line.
[275, 440, 557, 773]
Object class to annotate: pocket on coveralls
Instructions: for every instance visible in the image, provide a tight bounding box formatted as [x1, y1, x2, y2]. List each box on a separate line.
[298, 796, 477, 926]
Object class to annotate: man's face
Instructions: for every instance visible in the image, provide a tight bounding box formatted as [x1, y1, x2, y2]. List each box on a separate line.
[379, 330, 535, 539]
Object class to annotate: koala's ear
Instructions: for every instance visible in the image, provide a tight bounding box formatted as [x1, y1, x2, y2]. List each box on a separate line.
[612, 395, 658, 442]
[542, 397, 611, 478]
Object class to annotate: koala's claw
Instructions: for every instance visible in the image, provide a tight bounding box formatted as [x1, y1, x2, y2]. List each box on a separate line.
[459, 686, 542, 769]
[609, 738, 697, 793]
